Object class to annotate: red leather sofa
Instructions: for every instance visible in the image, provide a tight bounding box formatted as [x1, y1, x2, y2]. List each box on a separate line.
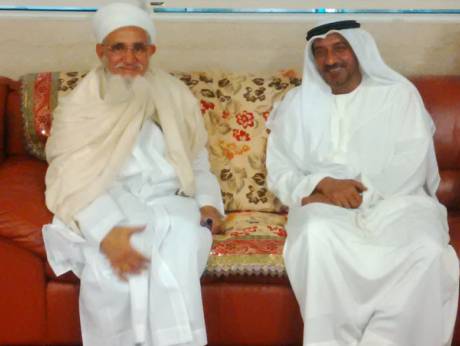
[1, 74, 460, 346]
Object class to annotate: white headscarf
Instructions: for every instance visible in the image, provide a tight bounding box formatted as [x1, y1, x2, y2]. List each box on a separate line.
[267, 20, 439, 194]
[93, 2, 156, 44]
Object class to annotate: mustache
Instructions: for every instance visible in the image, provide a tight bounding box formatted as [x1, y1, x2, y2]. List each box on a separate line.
[324, 63, 345, 72]
[114, 62, 143, 70]
[103, 71, 151, 104]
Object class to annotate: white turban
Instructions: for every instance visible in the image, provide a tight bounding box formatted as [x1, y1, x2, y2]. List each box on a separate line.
[92, 2, 156, 44]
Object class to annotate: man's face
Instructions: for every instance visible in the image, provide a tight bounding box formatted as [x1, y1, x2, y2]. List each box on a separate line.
[96, 26, 156, 78]
[311, 32, 362, 94]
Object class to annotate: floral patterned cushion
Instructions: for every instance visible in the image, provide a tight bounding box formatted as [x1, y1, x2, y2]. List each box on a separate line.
[176, 71, 300, 213]
[207, 211, 287, 277]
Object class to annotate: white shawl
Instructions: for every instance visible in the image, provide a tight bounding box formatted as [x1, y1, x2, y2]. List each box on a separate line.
[45, 65, 206, 232]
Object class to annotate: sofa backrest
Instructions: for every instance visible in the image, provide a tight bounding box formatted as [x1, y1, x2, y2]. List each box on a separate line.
[1, 72, 460, 211]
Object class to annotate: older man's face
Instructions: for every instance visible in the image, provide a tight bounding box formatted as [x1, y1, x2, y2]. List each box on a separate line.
[312, 32, 362, 94]
[96, 26, 156, 78]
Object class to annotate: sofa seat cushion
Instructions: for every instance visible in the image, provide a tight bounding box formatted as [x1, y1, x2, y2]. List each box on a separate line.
[0, 156, 51, 257]
[207, 211, 287, 277]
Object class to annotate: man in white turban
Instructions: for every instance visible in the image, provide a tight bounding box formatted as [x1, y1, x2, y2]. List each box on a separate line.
[266, 20, 459, 345]
[42, 2, 224, 346]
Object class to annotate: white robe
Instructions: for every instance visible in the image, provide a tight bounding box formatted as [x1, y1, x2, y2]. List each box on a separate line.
[267, 78, 459, 346]
[43, 120, 224, 346]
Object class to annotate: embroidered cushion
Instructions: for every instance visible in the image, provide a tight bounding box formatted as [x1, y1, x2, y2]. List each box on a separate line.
[207, 211, 287, 277]
[22, 72, 87, 160]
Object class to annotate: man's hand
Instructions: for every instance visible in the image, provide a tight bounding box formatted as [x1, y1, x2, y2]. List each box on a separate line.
[100, 226, 149, 280]
[315, 177, 367, 209]
[200, 206, 223, 234]
[301, 192, 334, 206]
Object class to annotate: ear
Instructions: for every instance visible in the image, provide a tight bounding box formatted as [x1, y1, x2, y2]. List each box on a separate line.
[96, 43, 105, 60]
[148, 44, 157, 57]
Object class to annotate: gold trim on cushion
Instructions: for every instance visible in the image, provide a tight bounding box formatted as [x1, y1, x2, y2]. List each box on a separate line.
[206, 211, 288, 277]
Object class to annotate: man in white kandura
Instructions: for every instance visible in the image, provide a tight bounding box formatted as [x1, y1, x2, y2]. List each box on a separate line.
[266, 20, 459, 346]
[42, 3, 224, 346]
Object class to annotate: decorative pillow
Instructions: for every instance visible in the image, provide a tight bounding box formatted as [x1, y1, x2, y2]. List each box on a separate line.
[21, 71, 87, 160]
[206, 211, 287, 277]
[175, 71, 300, 213]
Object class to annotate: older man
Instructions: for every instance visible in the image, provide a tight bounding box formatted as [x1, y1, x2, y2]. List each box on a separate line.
[42, 3, 223, 346]
[267, 20, 459, 345]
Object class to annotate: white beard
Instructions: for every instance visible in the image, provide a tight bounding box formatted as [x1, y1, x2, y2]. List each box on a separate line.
[102, 69, 153, 108]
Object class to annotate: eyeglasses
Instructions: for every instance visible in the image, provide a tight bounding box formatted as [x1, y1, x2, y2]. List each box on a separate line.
[104, 43, 151, 57]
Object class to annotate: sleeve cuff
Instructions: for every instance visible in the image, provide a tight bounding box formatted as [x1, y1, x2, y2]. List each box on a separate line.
[74, 193, 126, 246]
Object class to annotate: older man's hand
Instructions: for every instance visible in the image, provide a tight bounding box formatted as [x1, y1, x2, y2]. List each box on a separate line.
[316, 177, 367, 209]
[200, 206, 224, 234]
[100, 226, 149, 281]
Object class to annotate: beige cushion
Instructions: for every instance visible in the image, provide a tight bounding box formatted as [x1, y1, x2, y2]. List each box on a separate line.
[175, 71, 300, 213]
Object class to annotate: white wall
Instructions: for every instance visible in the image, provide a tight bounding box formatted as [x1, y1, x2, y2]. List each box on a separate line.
[0, 11, 459, 79]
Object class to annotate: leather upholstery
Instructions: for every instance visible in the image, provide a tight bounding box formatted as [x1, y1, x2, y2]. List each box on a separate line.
[0, 78, 7, 163]
[439, 170, 460, 211]
[0, 239, 46, 344]
[5, 79, 24, 156]
[413, 76, 460, 171]
[203, 283, 303, 345]
[412, 76, 460, 210]
[0, 156, 50, 257]
[45, 282, 81, 344]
